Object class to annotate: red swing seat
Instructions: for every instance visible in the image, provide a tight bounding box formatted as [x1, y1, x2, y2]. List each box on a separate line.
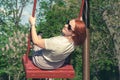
[22, 35, 75, 79]
[22, 54, 75, 79]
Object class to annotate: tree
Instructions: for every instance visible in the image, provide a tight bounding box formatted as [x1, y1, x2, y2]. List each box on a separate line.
[0, 0, 31, 27]
[103, 1, 120, 79]
[90, 0, 119, 80]
[0, 0, 31, 80]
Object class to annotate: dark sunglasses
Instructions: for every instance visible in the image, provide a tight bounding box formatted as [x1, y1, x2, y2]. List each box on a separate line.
[66, 20, 72, 30]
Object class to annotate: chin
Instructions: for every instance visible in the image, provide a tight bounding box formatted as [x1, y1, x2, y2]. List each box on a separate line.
[61, 31, 65, 36]
[61, 33, 65, 36]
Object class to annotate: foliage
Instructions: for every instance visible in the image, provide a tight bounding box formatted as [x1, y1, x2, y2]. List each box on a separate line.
[0, 0, 31, 26]
[0, 1, 30, 80]
[37, 0, 81, 37]
[102, 1, 120, 80]
[90, 0, 119, 80]
[0, 23, 29, 80]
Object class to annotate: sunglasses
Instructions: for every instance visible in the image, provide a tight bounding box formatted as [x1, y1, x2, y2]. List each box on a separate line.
[66, 20, 72, 31]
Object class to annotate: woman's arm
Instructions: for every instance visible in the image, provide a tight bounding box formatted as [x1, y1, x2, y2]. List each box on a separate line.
[29, 16, 45, 48]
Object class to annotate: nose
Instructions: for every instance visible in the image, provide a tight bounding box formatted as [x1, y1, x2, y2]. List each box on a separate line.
[64, 24, 68, 27]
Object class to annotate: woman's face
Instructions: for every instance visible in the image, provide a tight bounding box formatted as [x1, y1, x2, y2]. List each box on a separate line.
[62, 19, 75, 36]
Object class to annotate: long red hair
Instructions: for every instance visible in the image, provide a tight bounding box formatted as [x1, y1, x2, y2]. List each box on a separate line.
[72, 19, 86, 46]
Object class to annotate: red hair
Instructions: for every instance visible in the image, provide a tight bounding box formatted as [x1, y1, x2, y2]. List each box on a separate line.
[72, 19, 86, 46]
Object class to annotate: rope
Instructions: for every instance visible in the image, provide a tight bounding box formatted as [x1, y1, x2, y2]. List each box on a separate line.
[26, 34, 30, 63]
[78, 0, 85, 19]
[26, 0, 37, 63]
[32, 0, 37, 17]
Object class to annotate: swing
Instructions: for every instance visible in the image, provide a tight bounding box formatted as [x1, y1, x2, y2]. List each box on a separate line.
[22, 0, 85, 79]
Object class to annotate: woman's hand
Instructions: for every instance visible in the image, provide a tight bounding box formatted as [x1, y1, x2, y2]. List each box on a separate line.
[29, 16, 36, 26]
[80, 16, 83, 21]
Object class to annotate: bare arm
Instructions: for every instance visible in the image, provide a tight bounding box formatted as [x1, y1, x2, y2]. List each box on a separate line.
[29, 16, 45, 48]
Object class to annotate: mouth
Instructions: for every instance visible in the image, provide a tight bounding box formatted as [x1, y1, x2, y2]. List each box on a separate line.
[64, 27, 68, 32]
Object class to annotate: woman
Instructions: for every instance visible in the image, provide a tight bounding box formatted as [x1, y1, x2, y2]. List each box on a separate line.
[29, 16, 86, 69]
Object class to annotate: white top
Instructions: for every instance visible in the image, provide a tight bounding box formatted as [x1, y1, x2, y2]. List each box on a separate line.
[42, 36, 75, 62]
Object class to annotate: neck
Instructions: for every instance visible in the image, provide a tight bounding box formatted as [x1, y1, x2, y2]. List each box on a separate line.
[65, 36, 73, 43]
[61, 32, 73, 42]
